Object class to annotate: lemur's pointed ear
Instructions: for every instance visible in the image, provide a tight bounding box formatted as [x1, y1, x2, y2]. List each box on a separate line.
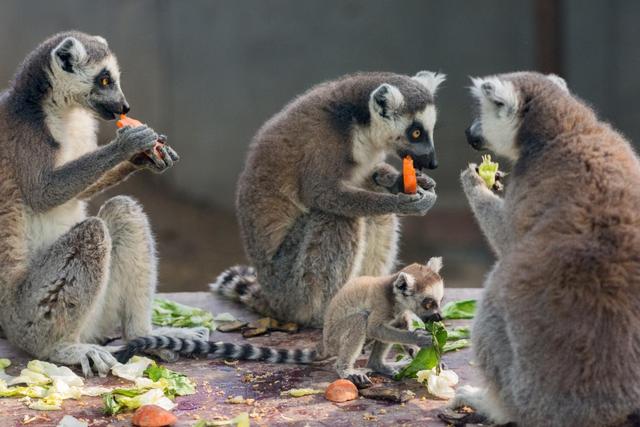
[52, 37, 87, 73]
[547, 74, 568, 92]
[426, 257, 443, 273]
[413, 71, 446, 95]
[370, 83, 404, 120]
[394, 272, 415, 296]
[470, 76, 518, 116]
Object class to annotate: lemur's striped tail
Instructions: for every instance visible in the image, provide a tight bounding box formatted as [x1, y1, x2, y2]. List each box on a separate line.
[114, 336, 317, 365]
[210, 265, 271, 316]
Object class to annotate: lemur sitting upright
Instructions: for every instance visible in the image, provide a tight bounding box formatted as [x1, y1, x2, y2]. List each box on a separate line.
[0, 31, 206, 376]
[116, 258, 445, 388]
[212, 71, 444, 327]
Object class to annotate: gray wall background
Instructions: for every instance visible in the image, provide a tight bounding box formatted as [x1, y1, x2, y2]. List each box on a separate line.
[0, 0, 638, 289]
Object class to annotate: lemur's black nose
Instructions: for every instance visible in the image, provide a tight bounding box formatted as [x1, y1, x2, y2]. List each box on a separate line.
[122, 102, 130, 115]
[466, 126, 485, 150]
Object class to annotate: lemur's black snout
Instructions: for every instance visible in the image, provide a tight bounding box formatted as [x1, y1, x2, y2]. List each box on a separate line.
[424, 312, 442, 322]
[122, 102, 130, 115]
[466, 126, 485, 150]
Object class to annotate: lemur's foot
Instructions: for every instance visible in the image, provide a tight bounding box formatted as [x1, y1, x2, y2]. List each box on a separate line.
[368, 363, 400, 378]
[450, 385, 513, 425]
[48, 343, 119, 377]
[340, 368, 373, 388]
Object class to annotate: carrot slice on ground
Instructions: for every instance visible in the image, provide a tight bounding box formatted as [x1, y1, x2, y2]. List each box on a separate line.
[403, 156, 417, 194]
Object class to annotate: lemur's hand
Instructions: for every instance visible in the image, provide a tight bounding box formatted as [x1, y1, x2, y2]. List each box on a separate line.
[460, 163, 488, 189]
[413, 330, 435, 348]
[115, 124, 158, 156]
[372, 165, 400, 190]
[396, 186, 437, 216]
[415, 170, 436, 191]
[130, 135, 180, 174]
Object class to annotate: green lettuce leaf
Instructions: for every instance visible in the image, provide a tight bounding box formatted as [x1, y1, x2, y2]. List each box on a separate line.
[193, 412, 250, 427]
[441, 299, 477, 319]
[395, 321, 448, 379]
[144, 364, 196, 398]
[152, 298, 216, 330]
[446, 326, 471, 341]
[443, 339, 471, 353]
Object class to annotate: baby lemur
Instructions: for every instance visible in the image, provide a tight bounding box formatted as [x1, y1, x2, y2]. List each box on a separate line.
[213, 71, 444, 327]
[0, 31, 204, 376]
[116, 258, 445, 387]
[456, 72, 640, 426]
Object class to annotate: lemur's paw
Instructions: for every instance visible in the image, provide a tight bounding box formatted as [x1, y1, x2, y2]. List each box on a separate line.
[341, 368, 373, 389]
[450, 385, 483, 409]
[460, 164, 488, 190]
[369, 363, 400, 378]
[49, 343, 118, 377]
[372, 165, 401, 190]
[415, 171, 436, 191]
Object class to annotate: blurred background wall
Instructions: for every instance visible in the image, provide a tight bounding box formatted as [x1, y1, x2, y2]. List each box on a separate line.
[0, 0, 637, 291]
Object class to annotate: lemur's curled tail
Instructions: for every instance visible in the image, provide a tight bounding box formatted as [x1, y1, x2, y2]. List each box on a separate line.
[115, 336, 317, 364]
[210, 265, 271, 316]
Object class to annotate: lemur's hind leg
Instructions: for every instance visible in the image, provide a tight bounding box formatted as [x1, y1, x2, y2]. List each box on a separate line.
[334, 312, 371, 387]
[366, 341, 398, 377]
[2, 217, 117, 375]
[262, 211, 363, 327]
[85, 196, 208, 361]
[81, 196, 156, 342]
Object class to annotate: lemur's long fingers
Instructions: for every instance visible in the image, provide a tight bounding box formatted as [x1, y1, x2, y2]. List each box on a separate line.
[99, 351, 118, 369]
[149, 151, 166, 169]
[79, 356, 92, 378]
[160, 146, 174, 168]
[87, 349, 110, 376]
[165, 145, 180, 162]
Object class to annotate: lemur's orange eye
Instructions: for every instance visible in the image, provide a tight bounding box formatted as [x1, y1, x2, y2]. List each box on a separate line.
[100, 77, 110, 87]
[411, 129, 421, 140]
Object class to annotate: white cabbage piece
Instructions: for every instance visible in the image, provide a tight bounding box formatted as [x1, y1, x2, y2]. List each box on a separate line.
[417, 368, 459, 399]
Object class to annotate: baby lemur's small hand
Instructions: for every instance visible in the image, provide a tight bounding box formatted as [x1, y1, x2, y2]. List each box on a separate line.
[413, 330, 435, 348]
[396, 187, 437, 216]
[130, 135, 180, 173]
[115, 124, 158, 156]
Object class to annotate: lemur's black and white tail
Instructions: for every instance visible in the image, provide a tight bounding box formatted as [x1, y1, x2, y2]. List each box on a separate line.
[114, 336, 316, 365]
[210, 265, 271, 316]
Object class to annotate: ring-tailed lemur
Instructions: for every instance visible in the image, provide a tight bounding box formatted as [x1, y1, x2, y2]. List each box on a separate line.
[455, 72, 640, 426]
[116, 258, 445, 388]
[0, 31, 205, 377]
[212, 71, 444, 327]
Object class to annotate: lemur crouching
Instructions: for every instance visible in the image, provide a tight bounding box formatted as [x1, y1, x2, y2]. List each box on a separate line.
[212, 71, 444, 327]
[0, 31, 204, 376]
[455, 72, 640, 427]
[116, 258, 445, 388]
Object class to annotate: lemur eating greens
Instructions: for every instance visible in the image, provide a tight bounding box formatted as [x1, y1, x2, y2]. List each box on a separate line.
[116, 258, 445, 388]
[212, 71, 444, 327]
[0, 31, 206, 376]
[455, 72, 640, 426]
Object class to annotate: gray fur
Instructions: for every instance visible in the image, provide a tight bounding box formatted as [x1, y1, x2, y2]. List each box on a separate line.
[322, 260, 444, 387]
[216, 72, 442, 327]
[457, 72, 640, 426]
[0, 32, 191, 376]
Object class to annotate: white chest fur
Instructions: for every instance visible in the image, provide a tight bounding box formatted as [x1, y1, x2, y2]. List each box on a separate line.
[26, 108, 98, 254]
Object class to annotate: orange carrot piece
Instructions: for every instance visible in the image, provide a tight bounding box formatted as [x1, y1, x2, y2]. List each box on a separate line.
[116, 114, 164, 158]
[403, 156, 417, 194]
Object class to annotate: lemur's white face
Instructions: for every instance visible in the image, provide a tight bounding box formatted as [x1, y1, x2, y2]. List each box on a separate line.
[48, 36, 128, 120]
[353, 71, 445, 172]
[467, 76, 521, 161]
[393, 257, 445, 323]
[467, 73, 568, 161]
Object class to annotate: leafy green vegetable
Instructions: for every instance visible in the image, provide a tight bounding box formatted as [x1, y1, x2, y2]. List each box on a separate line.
[193, 412, 250, 427]
[446, 326, 471, 341]
[441, 299, 477, 320]
[478, 154, 499, 189]
[103, 388, 174, 415]
[443, 339, 471, 353]
[144, 364, 196, 398]
[396, 321, 448, 379]
[152, 298, 216, 330]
